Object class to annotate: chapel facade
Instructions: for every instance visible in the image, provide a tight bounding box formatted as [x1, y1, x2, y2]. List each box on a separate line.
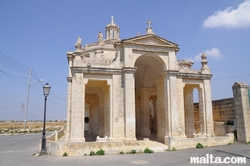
[65, 17, 215, 146]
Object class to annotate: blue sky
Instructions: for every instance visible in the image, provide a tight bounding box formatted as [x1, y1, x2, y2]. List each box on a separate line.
[0, 0, 250, 120]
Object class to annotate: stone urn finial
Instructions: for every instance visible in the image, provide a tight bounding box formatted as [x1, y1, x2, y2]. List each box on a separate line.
[75, 36, 82, 50]
[200, 53, 210, 74]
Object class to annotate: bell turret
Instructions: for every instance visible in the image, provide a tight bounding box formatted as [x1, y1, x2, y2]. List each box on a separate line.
[105, 16, 120, 40]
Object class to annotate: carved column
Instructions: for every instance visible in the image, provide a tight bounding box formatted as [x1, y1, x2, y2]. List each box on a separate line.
[123, 67, 137, 139]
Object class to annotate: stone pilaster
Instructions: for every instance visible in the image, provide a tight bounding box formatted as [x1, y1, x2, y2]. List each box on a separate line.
[166, 70, 184, 137]
[135, 94, 141, 135]
[184, 87, 194, 138]
[156, 78, 164, 140]
[98, 91, 104, 136]
[123, 67, 137, 139]
[198, 86, 206, 136]
[111, 74, 124, 139]
[203, 79, 214, 137]
[177, 80, 186, 138]
[70, 73, 86, 142]
[140, 88, 151, 136]
[232, 82, 250, 143]
[65, 77, 72, 142]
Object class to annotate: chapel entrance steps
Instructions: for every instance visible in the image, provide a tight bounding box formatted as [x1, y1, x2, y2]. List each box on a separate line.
[83, 132, 168, 152]
[136, 134, 168, 152]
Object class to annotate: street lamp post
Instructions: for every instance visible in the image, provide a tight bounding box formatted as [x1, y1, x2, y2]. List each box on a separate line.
[40, 83, 51, 155]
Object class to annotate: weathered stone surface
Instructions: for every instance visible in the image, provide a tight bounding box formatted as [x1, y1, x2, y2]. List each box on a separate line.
[232, 82, 250, 143]
[60, 17, 231, 155]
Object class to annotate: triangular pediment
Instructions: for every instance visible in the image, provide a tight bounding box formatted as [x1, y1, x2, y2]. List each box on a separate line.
[116, 34, 178, 48]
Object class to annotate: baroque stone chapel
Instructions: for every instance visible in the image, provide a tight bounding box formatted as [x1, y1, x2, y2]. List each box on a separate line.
[64, 17, 224, 149]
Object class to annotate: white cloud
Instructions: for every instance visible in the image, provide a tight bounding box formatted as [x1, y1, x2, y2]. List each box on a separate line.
[205, 48, 222, 59]
[191, 48, 222, 62]
[203, 1, 250, 29]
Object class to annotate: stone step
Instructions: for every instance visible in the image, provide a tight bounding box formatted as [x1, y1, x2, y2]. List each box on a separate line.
[148, 141, 168, 152]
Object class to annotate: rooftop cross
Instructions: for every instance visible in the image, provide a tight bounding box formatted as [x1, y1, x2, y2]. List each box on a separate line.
[146, 20, 153, 28]
[111, 16, 114, 24]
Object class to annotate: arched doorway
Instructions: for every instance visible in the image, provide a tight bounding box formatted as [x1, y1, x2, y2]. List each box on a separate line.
[134, 54, 166, 141]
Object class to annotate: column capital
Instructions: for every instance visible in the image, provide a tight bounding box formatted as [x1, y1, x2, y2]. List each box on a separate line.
[67, 52, 76, 61]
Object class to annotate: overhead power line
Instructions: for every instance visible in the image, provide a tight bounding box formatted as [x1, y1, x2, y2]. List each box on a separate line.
[1, 70, 28, 79]
[212, 74, 250, 81]
[0, 51, 30, 74]
[1, 70, 27, 86]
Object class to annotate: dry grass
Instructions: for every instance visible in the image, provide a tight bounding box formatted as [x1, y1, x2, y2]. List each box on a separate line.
[0, 121, 66, 130]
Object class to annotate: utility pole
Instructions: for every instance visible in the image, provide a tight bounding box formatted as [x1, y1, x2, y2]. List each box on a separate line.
[21, 103, 24, 121]
[24, 67, 32, 130]
[23, 68, 42, 130]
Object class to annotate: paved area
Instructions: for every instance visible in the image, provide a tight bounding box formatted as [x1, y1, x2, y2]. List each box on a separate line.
[0, 133, 250, 166]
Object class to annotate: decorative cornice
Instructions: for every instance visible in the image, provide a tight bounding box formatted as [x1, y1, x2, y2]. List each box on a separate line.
[177, 72, 213, 80]
[71, 66, 122, 74]
[122, 67, 137, 74]
[66, 77, 72, 82]
[161, 70, 179, 76]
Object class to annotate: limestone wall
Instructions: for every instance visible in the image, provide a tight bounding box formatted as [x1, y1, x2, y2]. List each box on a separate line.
[47, 140, 148, 156]
[168, 133, 234, 150]
[194, 98, 235, 122]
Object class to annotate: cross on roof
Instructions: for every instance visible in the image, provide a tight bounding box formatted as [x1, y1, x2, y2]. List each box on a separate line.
[111, 16, 114, 23]
[146, 20, 153, 28]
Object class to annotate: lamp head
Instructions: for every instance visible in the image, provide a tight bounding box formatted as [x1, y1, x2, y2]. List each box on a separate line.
[43, 83, 51, 96]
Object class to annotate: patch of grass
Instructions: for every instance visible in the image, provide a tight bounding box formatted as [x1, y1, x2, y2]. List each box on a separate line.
[166, 147, 176, 151]
[84, 153, 87, 156]
[62, 152, 68, 157]
[247, 141, 250, 144]
[119, 151, 124, 154]
[129, 149, 136, 154]
[96, 149, 105, 156]
[144, 148, 154, 153]
[228, 142, 232, 145]
[89, 151, 96, 156]
[196, 143, 204, 149]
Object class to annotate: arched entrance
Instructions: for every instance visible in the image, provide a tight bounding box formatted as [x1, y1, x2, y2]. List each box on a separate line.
[134, 54, 166, 141]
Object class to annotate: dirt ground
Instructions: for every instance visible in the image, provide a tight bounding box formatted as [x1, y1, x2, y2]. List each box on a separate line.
[0, 121, 66, 130]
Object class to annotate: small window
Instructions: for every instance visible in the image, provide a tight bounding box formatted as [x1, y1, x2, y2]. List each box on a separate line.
[85, 117, 89, 123]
